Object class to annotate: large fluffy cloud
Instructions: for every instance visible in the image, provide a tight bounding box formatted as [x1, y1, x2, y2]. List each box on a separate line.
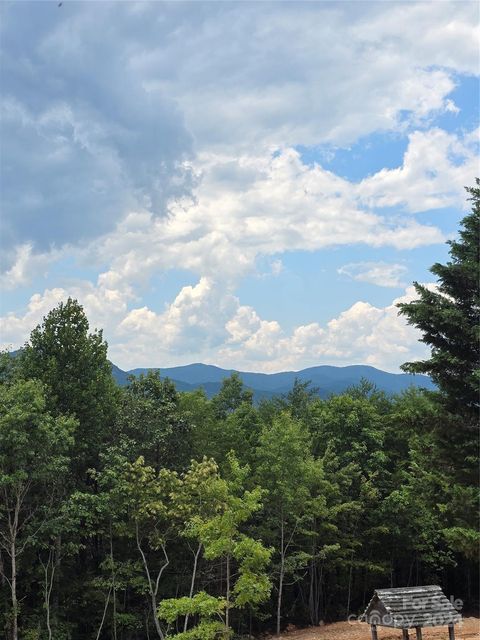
[358, 128, 479, 211]
[1, 1, 478, 268]
[0, 278, 132, 351]
[4, 123, 475, 290]
[0, 2, 193, 266]
[217, 285, 431, 372]
[0, 279, 430, 373]
[136, 1, 478, 149]
[87, 124, 477, 295]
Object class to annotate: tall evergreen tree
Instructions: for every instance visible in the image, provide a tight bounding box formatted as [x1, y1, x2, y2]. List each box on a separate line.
[398, 182, 480, 563]
[397, 180, 479, 420]
[212, 373, 253, 418]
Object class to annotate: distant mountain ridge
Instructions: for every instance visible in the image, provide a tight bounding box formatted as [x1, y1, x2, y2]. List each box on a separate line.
[110, 362, 435, 401]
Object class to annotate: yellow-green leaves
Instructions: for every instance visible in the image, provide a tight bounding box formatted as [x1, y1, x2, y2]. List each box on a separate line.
[158, 592, 227, 624]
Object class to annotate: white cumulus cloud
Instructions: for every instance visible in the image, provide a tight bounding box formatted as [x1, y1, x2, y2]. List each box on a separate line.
[216, 286, 432, 373]
[357, 128, 479, 212]
[0, 278, 431, 374]
[338, 262, 408, 288]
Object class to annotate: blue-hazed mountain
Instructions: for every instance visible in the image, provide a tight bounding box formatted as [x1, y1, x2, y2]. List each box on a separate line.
[111, 362, 435, 400]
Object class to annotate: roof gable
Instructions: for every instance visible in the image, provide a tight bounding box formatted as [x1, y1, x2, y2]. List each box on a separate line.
[361, 585, 461, 629]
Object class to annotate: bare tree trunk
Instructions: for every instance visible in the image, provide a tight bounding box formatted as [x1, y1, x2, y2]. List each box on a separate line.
[11, 538, 18, 640]
[407, 557, 415, 586]
[226, 554, 231, 631]
[346, 550, 354, 616]
[317, 563, 324, 624]
[110, 524, 118, 640]
[184, 543, 202, 632]
[308, 516, 318, 627]
[0, 549, 5, 589]
[308, 554, 315, 625]
[95, 587, 112, 640]
[362, 567, 369, 609]
[276, 518, 285, 636]
[10, 489, 21, 640]
[40, 549, 56, 640]
[308, 554, 322, 625]
[145, 611, 151, 640]
[135, 522, 168, 640]
[52, 534, 62, 624]
[0, 488, 24, 640]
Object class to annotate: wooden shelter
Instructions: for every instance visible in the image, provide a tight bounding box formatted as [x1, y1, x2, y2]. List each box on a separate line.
[361, 585, 461, 640]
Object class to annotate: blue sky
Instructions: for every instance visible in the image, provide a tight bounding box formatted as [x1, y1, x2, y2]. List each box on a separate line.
[0, 1, 478, 372]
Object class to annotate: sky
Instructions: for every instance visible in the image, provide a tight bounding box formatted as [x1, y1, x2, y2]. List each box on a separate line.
[0, 0, 478, 373]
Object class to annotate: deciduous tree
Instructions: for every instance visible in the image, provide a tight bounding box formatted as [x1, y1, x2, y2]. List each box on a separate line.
[0, 380, 74, 640]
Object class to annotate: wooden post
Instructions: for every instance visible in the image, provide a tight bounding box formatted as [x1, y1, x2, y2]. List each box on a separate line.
[370, 624, 378, 640]
[415, 628, 422, 640]
[448, 624, 455, 640]
[402, 631, 409, 640]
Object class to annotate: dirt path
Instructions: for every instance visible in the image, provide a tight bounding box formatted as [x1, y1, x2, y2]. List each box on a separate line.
[272, 618, 480, 640]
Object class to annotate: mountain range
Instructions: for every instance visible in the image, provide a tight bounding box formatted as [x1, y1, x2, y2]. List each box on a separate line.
[110, 362, 435, 401]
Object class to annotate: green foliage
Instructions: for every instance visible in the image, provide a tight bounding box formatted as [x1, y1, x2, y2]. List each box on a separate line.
[255, 413, 318, 631]
[159, 594, 228, 640]
[0, 378, 75, 640]
[256, 412, 312, 506]
[116, 370, 193, 471]
[158, 591, 227, 623]
[396, 183, 480, 570]
[276, 378, 319, 421]
[442, 526, 480, 561]
[20, 297, 117, 475]
[164, 621, 228, 640]
[0, 379, 75, 484]
[212, 373, 253, 418]
[398, 181, 480, 418]
[233, 537, 271, 607]
[189, 454, 272, 615]
[113, 456, 181, 548]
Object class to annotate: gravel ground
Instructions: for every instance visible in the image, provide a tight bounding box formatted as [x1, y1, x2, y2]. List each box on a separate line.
[270, 618, 480, 640]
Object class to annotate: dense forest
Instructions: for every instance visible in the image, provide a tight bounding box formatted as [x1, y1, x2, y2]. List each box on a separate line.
[1, 183, 478, 640]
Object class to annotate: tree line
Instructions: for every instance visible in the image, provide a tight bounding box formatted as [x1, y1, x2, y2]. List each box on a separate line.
[1, 183, 478, 639]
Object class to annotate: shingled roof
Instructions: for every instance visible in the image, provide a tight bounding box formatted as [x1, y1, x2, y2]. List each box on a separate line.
[361, 585, 461, 629]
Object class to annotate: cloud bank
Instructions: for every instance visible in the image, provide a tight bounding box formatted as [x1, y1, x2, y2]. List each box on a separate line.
[0, 1, 478, 372]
